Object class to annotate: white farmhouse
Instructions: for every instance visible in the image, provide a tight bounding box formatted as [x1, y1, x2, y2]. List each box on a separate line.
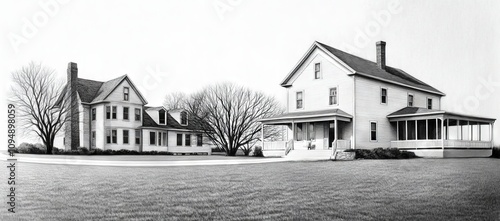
[260, 41, 495, 158]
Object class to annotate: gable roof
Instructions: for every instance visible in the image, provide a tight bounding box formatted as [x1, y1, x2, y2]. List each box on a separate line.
[90, 75, 128, 102]
[142, 107, 201, 131]
[280, 41, 445, 96]
[58, 75, 148, 105]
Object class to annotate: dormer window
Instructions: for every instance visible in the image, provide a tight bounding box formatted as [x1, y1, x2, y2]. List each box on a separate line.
[180, 111, 188, 125]
[314, 63, 321, 79]
[159, 109, 166, 125]
[124, 87, 129, 101]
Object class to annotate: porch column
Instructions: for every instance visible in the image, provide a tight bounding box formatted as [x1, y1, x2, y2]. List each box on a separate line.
[291, 121, 295, 141]
[415, 120, 418, 140]
[334, 117, 338, 145]
[478, 122, 481, 141]
[491, 122, 494, 148]
[435, 118, 438, 140]
[396, 121, 399, 141]
[468, 121, 472, 141]
[405, 120, 408, 141]
[425, 119, 428, 140]
[441, 117, 445, 150]
[446, 118, 449, 140]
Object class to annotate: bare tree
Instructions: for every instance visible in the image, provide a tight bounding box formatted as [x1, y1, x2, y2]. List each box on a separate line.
[188, 83, 283, 156]
[10, 62, 73, 154]
[163, 92, 188, 110]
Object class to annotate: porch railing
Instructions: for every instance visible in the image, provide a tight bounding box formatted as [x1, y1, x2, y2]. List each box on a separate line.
[331, 139, 351, 158]
[390, 140, 492, 149]
[285, 139, 294, 155]
[262, 141, 286, 150]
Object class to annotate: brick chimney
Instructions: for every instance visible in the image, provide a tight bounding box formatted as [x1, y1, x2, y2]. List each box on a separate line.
[376, 41, 386, 70]
[65, 62, 80, 150]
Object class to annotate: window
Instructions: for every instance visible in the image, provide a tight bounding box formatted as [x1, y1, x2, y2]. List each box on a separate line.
[197, 134, 203, 146]
[135, 108, 141, 121]
[123, 130, 129, 144]
[329, 88, 338, 105]
[150, 132, 156, 145]
[185, 134, 191, 146]
[381, 88, 387, 104]
[123, 107, 129, 120]
[106, 130, 117, 144]
[112, 130, 117, 143]
[124, 87, 129, 101]
[135, 130, 141, 144]
[427, 98, 433, 109]
[106, 130, 111, 144]
[296, 91, 303, 109]
[370, 122, 377, 141]
[91, 108, 96, 121]
[177, 134, 183, 146]
[112, 106, 117, 119]
[158, 132, 162, 146]
[159, 110, 166, 124]
[408, 94, 414, 107]
[91, 131, 96, 147]
[180, 111, 188, 125]
[106, 106, 111, 119]
[314, 63, 321, 79]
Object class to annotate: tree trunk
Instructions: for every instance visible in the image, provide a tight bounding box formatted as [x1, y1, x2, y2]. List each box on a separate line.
[44, 137, 53, 154]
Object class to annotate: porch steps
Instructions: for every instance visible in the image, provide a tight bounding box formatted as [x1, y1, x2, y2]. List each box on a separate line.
[285, 149, 332, 161]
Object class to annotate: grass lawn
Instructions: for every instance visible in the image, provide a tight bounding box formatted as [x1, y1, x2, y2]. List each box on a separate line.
[1, 158, 499, 220]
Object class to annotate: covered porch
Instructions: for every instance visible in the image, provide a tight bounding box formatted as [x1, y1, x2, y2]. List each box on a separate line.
[388, 107, 495, 157]
[259, 109, 353, 156]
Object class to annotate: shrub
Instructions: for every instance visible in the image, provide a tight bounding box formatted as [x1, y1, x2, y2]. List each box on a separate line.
[253, 146, 263, 157]
[90, 148, 104, 155]
[492, 147, 500, 158]
[77, 147, 90, 155]
[17, 143, 46, 154]
[346, 148, 417, 159]
[52, 147, 60, 154]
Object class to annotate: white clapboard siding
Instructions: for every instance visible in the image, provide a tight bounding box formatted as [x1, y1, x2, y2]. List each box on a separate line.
[355, 76, 441, 149]
[286, 48, 354, 115]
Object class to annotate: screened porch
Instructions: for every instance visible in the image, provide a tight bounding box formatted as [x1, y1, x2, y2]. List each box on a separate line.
[388, 111, 495, 150]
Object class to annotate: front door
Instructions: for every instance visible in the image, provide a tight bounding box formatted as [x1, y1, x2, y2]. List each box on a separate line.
[328, 122, 335, 148]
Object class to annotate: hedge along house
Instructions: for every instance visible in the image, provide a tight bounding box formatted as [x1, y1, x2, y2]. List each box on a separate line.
[56, 62, 212, 155]
[259, 41, 495, 158]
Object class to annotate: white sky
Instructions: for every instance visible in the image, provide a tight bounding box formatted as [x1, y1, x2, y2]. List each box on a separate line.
[1, 0, 499, 146]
